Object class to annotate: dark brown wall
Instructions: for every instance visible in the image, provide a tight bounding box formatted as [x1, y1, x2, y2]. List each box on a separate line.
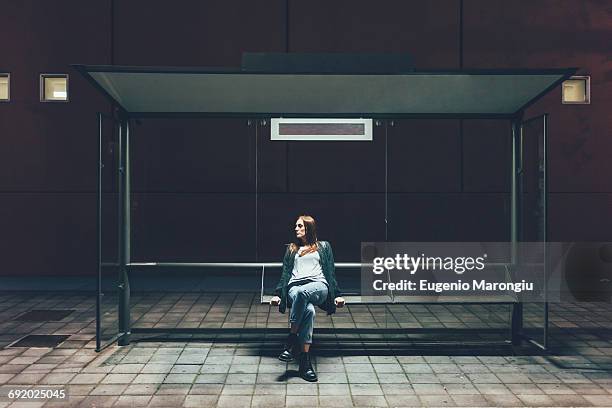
[1, 0, 610, 274]
[0, 1, 111, 275]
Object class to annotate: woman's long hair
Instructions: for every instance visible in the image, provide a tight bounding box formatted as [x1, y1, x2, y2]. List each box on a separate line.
[289, 215, 319, 256]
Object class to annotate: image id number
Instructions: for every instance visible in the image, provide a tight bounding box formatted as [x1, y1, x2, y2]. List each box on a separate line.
[8, 389, 66, 399]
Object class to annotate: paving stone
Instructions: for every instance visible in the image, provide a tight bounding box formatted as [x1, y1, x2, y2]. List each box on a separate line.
[401, 364, 433, 374]
[156, 383, 191, 395]
[89, 383, 128, 396]
[350, 383, 383, 395]
[406, 373, 440, 384]
[347, 372, 378, 384]
[251, 394, 285, 408]
[377, 373, 409, 384]
[147, 394, 186, 407]
[286, 383, 318, 395]
[132, 373, 166, 384]
[189, 383, 223, 394]
[318, 395, 354, 407]
[78, 395, 118, 407]
[344, 363, 374, 373]
[194, 374, 227, 384]
[182, 394, 218, 407]
[217, 395, 252, 408]
[317, 371, 348, 384]
[483, 393, 522, 406]
[516, 393, 556, 406]
[140, 364, 173, 374]
[101, 373, 137, 384]
[113, 395, 152, 407]
[549, 394, 593, 406]
[583, 394, 612, 405]
[411, 383, 448, 395]
[450, 394, 489, 406]
[221, 384, 255, 395]
[384, 394, 421, 407]
[69, 373, 106, 384]
[123, 383, 160, 395]
[352, 395, 389, 407]
[225, 373, 257, 384]
[419, 394, 455, 406]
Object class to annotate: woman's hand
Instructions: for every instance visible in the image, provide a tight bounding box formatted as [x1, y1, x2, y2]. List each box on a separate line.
[270, 296, 281, 306]
[334, 297, 345, 307]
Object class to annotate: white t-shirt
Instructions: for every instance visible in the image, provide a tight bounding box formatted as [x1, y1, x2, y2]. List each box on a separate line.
[288, 246, 328, 286]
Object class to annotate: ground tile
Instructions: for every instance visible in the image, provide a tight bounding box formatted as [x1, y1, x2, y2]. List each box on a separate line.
[189, 383, 223, 394]
[549, 394, 594, 406]
[250, 394, 285, 408]
[286, 383, 317, 395]
[516, 393, 556, 406]
[418, 394, 455, 406]
[90, 383, 128, 396]
[411, 383, 447, 395]
[221, 384, 255, 395]
[318, 395, 354, 407]
[483, 393, 522, 406]
[112, 395, 152, 407]
[147, 394, 186, 407]
[583, 394, 612, 405]
[182, 394, 218, 408]
[352, 395, 388, 407]
[284, 395, 317, 407]
[78, 395, 118, 407]
[350, 383, 383, 395]
[123, 383, 160, 395]
[450, 394, 489, 407]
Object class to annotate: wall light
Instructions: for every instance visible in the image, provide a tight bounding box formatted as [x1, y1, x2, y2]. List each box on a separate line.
[562, 76, 590, 104]
[41, 74, 69, 102]
[0, 74, 9, 101]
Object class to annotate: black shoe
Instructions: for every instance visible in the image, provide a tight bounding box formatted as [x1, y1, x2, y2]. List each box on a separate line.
[278, 333, 298, 362]
[299, 351, 317, 382]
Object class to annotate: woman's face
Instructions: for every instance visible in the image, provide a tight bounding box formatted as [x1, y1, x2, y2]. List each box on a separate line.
[295, 218, 306, 241]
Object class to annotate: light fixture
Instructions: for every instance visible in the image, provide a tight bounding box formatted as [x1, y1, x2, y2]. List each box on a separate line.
[0, 74, 9, 101]
[271, 118, 373, 141]
[562, 76, 590, 104]
[41, 74, 69, 102]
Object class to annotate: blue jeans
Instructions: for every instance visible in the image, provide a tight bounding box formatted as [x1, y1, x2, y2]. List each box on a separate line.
[288, 281, 328, 345]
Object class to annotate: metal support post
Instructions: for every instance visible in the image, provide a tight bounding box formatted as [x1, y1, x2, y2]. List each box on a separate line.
[96, 113, 103, 352]
[542, 113, 549, 350]
[511, 117, 523, 346]
[118, 118, 131, 346]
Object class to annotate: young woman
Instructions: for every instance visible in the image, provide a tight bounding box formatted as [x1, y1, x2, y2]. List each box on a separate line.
[270, 215, 345, 382]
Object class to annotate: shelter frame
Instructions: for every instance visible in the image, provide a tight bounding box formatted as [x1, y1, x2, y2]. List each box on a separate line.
[79, 65, 575, 352]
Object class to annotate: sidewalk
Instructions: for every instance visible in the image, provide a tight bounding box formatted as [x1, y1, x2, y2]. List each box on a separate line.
[1, 293, 612, 407]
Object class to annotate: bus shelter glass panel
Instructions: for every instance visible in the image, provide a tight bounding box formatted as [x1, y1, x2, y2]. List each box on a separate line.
[128, 118, 259, 331]
[386, 119, 515, 344]
[97, 115, 120, 351]
[520, 116, 548, 349]
[259, 119, 390, 337]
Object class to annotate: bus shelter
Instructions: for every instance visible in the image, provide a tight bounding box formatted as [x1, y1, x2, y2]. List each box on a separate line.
[73, 64, 576, 352]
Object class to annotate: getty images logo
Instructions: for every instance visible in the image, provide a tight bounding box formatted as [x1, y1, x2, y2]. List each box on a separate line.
[372, 253, 488, 275]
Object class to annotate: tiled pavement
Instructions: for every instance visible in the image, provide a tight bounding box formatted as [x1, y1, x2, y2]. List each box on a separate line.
[2, 292, 612, 407]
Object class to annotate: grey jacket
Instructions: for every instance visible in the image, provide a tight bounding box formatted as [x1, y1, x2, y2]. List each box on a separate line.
[274, 241, 342, 315]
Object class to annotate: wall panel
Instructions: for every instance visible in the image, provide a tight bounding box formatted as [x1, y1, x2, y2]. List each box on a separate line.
[464, 0, 612, 193]
[131, 118, 255, 192]
[289, 0, 460, 69]
[114, 0, 286, 66]
[0, 193, 96, 276]
[0, 0, 111, 192]
[388, 193, 509, 242]
[388, 120, 461, 193]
